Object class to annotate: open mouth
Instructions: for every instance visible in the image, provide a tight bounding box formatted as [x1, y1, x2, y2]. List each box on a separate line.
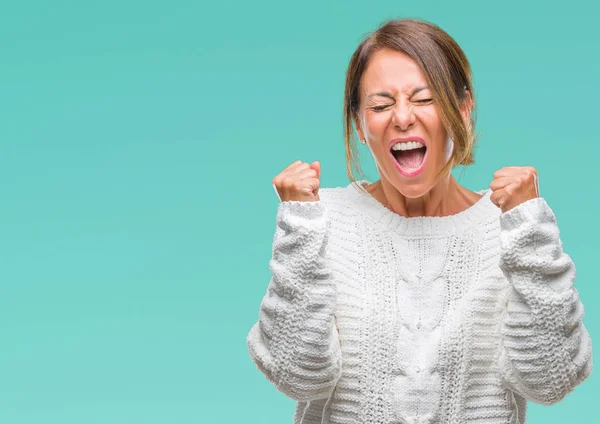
[391, 146, 427, 171]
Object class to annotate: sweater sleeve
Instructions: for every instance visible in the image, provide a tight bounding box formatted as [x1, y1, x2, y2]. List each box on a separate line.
[497, 197, 593, 405]
[246, 199, 343, 402]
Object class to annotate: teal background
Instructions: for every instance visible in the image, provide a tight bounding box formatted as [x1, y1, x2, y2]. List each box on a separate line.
[0, 0, 597, 422]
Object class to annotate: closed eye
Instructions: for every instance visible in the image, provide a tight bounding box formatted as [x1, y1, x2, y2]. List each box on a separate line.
[371, 105, 390, 111]
[371, 99, 432, 111]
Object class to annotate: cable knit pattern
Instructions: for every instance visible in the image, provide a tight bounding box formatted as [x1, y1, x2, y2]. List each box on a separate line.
[497, 197, 593, 405]
[246, 180, 592, 423]
[246, 199, 343, 402]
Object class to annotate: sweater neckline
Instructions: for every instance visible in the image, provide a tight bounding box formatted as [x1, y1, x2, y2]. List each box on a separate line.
[345, 180, 498, 237]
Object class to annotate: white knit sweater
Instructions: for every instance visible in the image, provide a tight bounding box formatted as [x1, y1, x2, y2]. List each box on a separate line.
[246, 180, 592, 424]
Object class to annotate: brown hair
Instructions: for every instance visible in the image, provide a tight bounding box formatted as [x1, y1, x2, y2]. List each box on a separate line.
[343, 18, 479, 187]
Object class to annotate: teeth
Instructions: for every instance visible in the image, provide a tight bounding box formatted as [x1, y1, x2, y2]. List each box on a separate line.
[391, 141, 425, 151]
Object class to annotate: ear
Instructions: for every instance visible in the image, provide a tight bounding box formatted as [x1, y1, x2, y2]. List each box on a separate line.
[354, 112, 365, 142]
[459, 89, 473, 128]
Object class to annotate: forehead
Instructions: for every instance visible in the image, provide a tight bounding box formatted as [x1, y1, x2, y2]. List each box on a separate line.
[361, 48, 427, 93]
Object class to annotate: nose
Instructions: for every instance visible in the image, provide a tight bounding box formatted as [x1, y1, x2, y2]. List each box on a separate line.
[391, 100, 416, 130]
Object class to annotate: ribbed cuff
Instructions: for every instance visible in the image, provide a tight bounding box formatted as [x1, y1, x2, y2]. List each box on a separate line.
[499, 197, 555, 232]
[278, 199, 325, 220]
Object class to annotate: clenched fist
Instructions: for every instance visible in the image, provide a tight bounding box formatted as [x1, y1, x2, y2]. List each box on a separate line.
[489, 166, 540, 213]
[272, 160, 321, 202]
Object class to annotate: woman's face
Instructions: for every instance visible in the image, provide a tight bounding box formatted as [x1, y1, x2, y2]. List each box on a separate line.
[355, 48, 469, 198]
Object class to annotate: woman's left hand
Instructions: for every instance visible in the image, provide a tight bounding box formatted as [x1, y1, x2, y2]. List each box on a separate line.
[489, 166, 540, 213]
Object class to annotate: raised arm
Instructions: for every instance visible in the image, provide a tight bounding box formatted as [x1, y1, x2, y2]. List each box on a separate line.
[246, 199, 342, 402]
[497, 197, 593, 405]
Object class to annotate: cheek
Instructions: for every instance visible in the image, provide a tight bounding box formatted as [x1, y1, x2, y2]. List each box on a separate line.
[427, 135, 453, 167]
[415, 111, 453, 164]
[364, 112, 389, 136]
[418, 108, 441, 125]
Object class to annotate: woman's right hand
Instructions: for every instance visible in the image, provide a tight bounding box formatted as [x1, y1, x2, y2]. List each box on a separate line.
[272, 160, 321, 202]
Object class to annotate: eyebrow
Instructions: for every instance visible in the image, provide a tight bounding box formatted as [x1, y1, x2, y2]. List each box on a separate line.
[367, 86, 430, 99]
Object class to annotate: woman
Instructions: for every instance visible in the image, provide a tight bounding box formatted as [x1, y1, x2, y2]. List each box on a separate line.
[246, 18, 592, 424]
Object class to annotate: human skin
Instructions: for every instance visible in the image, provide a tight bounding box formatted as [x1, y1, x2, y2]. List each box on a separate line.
[272, 48, 539, 210]
[354, 48, 483, 217]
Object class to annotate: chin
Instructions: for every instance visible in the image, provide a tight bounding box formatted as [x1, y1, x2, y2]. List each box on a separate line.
[401, 187, 432, 199]
[392, 179, 432, 199]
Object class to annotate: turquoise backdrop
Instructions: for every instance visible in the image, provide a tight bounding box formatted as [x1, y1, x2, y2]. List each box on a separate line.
[1, 0, 597, 422]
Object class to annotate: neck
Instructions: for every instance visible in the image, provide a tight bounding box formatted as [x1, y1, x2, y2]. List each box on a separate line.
[368, 174, 481, 218]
